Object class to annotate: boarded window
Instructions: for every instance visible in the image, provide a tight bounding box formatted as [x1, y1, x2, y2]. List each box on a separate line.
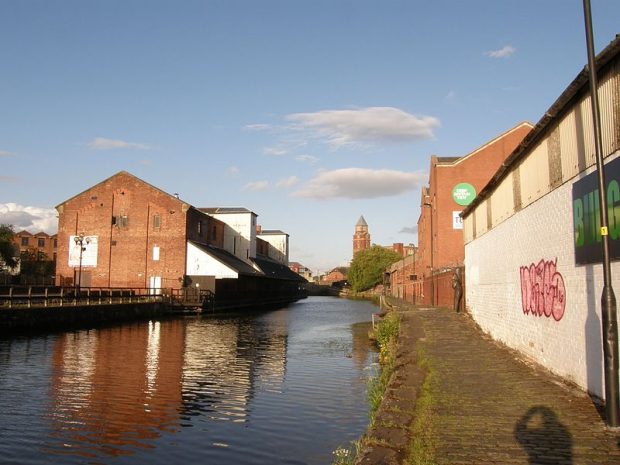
[153, 214, 161, 230]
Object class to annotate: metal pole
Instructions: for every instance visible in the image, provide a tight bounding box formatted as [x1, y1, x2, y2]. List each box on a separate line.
[583, 0, 619, 427]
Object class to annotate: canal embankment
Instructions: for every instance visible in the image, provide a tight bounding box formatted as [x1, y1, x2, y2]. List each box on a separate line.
[355, 297, 620, 465]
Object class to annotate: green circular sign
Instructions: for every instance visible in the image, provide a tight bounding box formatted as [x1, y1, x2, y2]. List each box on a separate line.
[452, 183, 476, 206]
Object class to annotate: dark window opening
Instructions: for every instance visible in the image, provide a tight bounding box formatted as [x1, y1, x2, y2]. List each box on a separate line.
[38, 238, 45, 248]
[21, 237, 29, 246]
[211, 225, 217, 240]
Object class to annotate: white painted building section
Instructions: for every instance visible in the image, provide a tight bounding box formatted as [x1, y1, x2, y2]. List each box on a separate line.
[208, 211, 258, 265]
[186, 242, 238, 279]
[257, 231, 289, 265]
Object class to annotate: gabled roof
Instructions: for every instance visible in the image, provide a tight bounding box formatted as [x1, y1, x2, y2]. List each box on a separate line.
[356, 215, 368, 227]
[55, 171, 187, 210]
[189, 241, 262, 276]
[252, 256, 306, 282]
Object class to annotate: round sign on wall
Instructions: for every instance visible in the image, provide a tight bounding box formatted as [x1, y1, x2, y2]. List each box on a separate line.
[452, 183, 476, 206]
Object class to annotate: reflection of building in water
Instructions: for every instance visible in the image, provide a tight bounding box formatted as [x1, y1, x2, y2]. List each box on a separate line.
[47, 321, 186, 459]
[181, 316, 288, 421]
[351, 322, 375, 369]
[46, 315, 289, 460]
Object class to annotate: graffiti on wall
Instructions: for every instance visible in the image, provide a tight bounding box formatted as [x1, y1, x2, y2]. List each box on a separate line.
[519, 258, 566, 321]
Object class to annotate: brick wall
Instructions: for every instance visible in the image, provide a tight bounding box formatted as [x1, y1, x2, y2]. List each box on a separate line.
[56, 172, 189, 290]
[465, 171, 616, 398]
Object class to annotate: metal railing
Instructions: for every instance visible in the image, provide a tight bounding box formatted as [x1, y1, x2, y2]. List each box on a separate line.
[0, 286, 165, 309]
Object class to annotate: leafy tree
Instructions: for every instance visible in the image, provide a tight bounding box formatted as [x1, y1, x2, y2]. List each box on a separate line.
[0, 224, 18, 269]
[348, 245, 402, 292]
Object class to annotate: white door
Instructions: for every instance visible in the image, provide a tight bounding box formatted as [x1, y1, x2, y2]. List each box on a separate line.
[149, 276, 162, 295]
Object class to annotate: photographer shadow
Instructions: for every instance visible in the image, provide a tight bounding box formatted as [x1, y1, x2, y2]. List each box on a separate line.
[515, 406, 572, 465]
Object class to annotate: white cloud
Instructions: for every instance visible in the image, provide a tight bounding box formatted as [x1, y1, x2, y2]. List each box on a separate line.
[0, 203, 57, 233]
[0, 150, 15, 157]
[292, 168, 426, 200]
[243, 180, 270, 192]
[485, 45, 516, 59]
[263, 147, 288, 156]
[87, 137, 151, 151]
[245, 123, 272, 131]
[226, 166, 240, 176]
[295, 154, 320, 164]
[399, 225, 418, 234]
[285, 107, 439, 148]
[276, 176, 299, 188]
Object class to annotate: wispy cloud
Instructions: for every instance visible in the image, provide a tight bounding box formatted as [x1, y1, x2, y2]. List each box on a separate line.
[243, 180, 270, 192]
[292, 168, 426, 200]
[295, 154, 320, 164]
[485, 45, 516, 59]
[226, 166, 240, 176]
[0, 203, 57, 233]
[444, 91, 457, 104]
[263, 147, 288, 156]
[286, 107, 440, 148]
[87, 137, 152, 151]
[0, 176, 18, 183]
[276, 176, 299, 189]
[0, 150, 15, 157]
[399, 225, 417, 234]
[245, 123, 273, 131]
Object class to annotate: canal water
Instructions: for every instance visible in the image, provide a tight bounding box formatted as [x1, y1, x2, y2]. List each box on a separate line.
[0, 296, 378, 465]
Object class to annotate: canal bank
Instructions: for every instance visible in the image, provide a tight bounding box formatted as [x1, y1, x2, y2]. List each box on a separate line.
[356, 297, 620, 465]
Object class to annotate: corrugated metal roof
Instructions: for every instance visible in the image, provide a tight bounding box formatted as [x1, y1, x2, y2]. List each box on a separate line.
[252, 256, 306, 281]
[199, 207, 256, 215]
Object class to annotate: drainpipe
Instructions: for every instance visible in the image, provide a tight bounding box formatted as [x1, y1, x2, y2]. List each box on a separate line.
[583, 0, 619, 427]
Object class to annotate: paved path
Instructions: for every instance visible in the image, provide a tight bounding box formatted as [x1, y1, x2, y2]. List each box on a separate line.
[358, 300, 620, 465]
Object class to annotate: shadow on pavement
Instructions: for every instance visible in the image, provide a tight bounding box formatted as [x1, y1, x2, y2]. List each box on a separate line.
[515, 406, 573, 465]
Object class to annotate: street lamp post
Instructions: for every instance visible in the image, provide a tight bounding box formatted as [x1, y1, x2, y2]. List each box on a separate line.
[582, 0, 619, 427]
[74, 233, 90, 293]
[423, 201, 434, 306]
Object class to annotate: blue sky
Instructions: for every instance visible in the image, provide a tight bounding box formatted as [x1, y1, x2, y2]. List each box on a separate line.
[1, 1, 619, 274]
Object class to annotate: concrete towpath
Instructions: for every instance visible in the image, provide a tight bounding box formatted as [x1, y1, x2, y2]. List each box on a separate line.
[357, 299, 620, 465]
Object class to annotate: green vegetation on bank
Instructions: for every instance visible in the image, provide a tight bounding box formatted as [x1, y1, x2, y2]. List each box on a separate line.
[331, 310, 400, 465]
[348, 246, 402, 292]
[0, 224, 18, 269]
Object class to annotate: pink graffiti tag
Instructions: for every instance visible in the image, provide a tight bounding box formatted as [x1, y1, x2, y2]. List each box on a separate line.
[519, 258, 566, 321]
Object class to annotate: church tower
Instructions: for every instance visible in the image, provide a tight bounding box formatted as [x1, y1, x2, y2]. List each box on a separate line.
[353, 215, 371, 256]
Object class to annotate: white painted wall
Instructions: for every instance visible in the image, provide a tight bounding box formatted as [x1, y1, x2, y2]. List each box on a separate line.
[257, 233, 289, 264]
[186, 242, 238, 279]
[209, 212, 257, 264]
[465, 160, 620, 398]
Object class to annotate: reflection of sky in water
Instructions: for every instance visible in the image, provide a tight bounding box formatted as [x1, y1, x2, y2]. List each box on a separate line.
[0, 297, 377, 465]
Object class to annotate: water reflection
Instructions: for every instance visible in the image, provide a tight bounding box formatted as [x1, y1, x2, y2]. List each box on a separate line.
[0, 297, 376, 465]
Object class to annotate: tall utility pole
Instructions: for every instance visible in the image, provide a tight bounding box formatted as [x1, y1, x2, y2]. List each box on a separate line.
[582, 0, 620, 427]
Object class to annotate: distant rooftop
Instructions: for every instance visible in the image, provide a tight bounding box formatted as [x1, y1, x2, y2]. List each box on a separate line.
[258, 229, 288, 236]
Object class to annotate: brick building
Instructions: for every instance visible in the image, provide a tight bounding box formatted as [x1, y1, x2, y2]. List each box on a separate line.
[410, 121, 533, 306]
[352, 215, 370, 256]
[14, 230, 58, 262]
[289, 262, 312, 281]
[55, 171, 304, 303]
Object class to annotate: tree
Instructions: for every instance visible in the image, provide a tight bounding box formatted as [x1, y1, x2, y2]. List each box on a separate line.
[0, 224, 18, 269]
[348, 245, 402, 292]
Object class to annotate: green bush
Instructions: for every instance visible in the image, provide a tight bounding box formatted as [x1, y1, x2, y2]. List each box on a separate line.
[348, 246, 402, 292]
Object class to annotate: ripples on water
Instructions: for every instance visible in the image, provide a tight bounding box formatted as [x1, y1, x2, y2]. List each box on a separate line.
[0, 297, 378, 465]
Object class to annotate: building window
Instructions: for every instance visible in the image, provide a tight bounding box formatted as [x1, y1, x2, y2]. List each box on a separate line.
[119, 215, 129, 228]
[53, 238, 57, 248]
[21, 237, 28, 246]
[197, 221, 202, 235]
[153, 214, 161, 230]
[38, 238, 45, 248]
[211, 225, 217, 240]
[153, 246, 160, 261]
